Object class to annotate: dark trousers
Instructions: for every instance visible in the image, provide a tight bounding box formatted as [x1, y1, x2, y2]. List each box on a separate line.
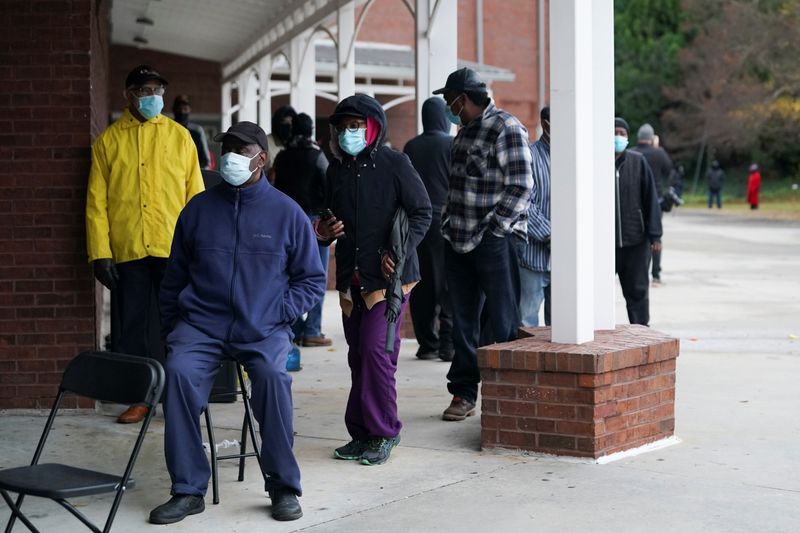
[445, 233, 522, 402]
[163, 320, 301, 496]
[708, 188, 722, 208]
[651, 248, 662, 281]
[115, 257, 167, 358]
[410, 218, 453, 356]
[615, 240, 652, 326]
[342, 289, 407, 439]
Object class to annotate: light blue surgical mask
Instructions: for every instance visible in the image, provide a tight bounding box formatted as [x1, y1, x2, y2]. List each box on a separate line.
[220, 151, 260, 187]
[445, 96, 463, 126]
[339, 129, 367, 156]
[614, 135, 628, 153]
[137, 95, 163, 120]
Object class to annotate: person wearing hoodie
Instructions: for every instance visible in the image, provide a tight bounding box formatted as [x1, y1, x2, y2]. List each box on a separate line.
[403, 97, 455, 362]
[316, 94, 432, 466]
[706, 160, 725, 209]
[149, 121, 326, 525]
[172, 94, 212, 170]
[266, 105, 298, 180]
[434, 68, 533, 422]
[274, 113, 332, 347]
[613, 117, 663, 327]
[747, 163, 761, 210]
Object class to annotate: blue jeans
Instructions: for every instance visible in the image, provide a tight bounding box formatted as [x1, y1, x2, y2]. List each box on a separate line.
[445, 233, 522, 402]
[292, 241, 329, 339]
[519, 268, 550, 327]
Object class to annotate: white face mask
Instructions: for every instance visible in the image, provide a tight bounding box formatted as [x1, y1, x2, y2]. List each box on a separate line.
[219, 152, 260, 186]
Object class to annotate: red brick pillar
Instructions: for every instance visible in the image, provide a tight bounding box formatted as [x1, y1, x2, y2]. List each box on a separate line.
[0, 0, 109, 409]
[478, 325, 679, 459]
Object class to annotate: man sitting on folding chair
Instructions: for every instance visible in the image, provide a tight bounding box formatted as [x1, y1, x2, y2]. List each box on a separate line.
[151, 121, 326, 525]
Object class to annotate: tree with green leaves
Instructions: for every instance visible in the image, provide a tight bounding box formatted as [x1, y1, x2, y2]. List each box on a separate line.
[614, 0, 685, 135]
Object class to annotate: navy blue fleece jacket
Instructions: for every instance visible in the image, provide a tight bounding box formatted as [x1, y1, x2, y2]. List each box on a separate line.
[159, 176, 326, 345]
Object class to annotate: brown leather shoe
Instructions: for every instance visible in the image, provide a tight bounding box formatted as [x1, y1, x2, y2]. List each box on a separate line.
[117, 405, 149, 424]
[302, 335, 333, 347]
[442, 396, 476, 421]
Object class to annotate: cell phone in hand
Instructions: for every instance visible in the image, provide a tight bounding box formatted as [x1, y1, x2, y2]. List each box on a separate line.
[316, 208, 335, 221]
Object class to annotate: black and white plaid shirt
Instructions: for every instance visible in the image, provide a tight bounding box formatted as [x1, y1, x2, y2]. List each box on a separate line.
[442, 101, 533, 253]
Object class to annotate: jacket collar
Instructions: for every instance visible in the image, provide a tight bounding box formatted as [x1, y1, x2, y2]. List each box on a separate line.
[119, 107, 167, 129]
[217, 172, 272, 204]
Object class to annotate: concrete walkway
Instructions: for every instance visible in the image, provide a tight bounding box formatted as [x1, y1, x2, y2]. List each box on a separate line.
[1, 209, 799, 532]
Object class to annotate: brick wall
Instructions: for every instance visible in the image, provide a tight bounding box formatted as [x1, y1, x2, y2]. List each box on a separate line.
[0, 0, 108, 409]
[479, 325, 679, 458]
[108, 45, 221, 117]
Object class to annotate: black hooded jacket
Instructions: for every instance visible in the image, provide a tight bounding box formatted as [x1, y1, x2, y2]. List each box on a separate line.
[615, 150, 663, 248]
[324, 94, 432, 294]
[273, 136, 328, 214]
[403, 98, 453, 212]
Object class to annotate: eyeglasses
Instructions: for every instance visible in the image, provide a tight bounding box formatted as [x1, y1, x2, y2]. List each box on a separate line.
[129, 85, 165, 97]
[336, 120, 367, 133]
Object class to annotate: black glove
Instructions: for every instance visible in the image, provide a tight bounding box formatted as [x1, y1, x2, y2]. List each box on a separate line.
[93, 258, 119, 291]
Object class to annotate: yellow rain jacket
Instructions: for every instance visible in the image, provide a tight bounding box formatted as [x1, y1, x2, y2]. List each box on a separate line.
[86, 109, 204, 263]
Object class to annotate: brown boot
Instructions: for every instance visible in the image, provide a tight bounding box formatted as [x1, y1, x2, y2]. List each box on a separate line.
[302, 335, 333, 347]
[117, 405, 149, 424]
[442, 396, 476, 421]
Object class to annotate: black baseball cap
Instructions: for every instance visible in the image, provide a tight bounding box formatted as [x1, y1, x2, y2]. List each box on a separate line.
[432, 67, 487, 95]
[213, 121, 269, 151]
[125, 64, 168, 88]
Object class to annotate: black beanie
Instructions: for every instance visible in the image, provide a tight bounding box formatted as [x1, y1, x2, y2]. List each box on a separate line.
[614, 117, 630, 133]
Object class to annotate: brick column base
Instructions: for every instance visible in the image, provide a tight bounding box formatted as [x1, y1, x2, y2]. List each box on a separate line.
[478, 325, 679, 459]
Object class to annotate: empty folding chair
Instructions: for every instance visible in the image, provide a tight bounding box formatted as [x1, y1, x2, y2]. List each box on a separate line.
[0, 351, 165, 533]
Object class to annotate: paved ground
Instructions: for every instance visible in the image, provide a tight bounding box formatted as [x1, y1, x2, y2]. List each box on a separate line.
[1, 209, 799, 532]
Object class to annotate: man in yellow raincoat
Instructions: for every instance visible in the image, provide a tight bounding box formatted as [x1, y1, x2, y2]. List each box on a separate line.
[85, 65, 204, 423]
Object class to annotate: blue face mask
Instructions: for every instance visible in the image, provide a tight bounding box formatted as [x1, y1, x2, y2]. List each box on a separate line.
[220, 151, 260, 187]
[614, 135, 629, 153]
[445, 96, 463, 126]
[339, 129, 367, 156]
[137, 95, 164, 120]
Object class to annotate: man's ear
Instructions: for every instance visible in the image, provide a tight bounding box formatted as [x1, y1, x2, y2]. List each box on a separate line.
[258, 151, 268, 168]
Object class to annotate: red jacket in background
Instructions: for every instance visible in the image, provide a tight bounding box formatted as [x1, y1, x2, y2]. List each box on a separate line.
[747, 171, 761, 206]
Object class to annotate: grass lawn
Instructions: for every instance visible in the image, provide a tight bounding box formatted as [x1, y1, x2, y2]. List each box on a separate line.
[679, 178, 800, 221]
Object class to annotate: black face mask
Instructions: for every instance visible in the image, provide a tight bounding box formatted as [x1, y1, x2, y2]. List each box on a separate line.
[174, 112, 189, 124]
[276, 123, 292, 144]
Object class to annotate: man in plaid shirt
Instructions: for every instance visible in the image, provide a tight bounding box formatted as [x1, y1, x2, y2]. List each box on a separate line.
[433, 68, 533, 421]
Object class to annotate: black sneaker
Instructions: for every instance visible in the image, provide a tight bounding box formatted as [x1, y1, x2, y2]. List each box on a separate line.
[149, 494, 205, 524]
[334, 439, 368, 460]
[269, 488, 303, 521]
[415, 347, 439, 360]
[360, 436, 400, 466]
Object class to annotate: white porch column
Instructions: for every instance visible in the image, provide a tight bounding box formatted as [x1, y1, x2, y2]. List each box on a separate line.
[337, 1, 356, 99]
[257, 56, 273, 132]
[237, 70, 258, 123]
[550, 0, 595, 344]
[592, 0, 616, 330]
[221, 81, 232, 131]
[289, 28, 316, 118]
[415, 0, 457, 133]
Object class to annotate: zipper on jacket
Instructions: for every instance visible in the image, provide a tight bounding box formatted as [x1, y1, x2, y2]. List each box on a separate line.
[226, 188, 241, 342]
[353, 161, 361, 288]
[615, 168, 624, 247]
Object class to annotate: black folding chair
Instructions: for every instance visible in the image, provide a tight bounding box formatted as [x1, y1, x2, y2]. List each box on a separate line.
[203, 361, 265, 505]
[0, 351, 165, 533]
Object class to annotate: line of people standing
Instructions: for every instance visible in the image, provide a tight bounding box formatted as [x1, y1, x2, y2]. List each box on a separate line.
[86, 62, 674, 528]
